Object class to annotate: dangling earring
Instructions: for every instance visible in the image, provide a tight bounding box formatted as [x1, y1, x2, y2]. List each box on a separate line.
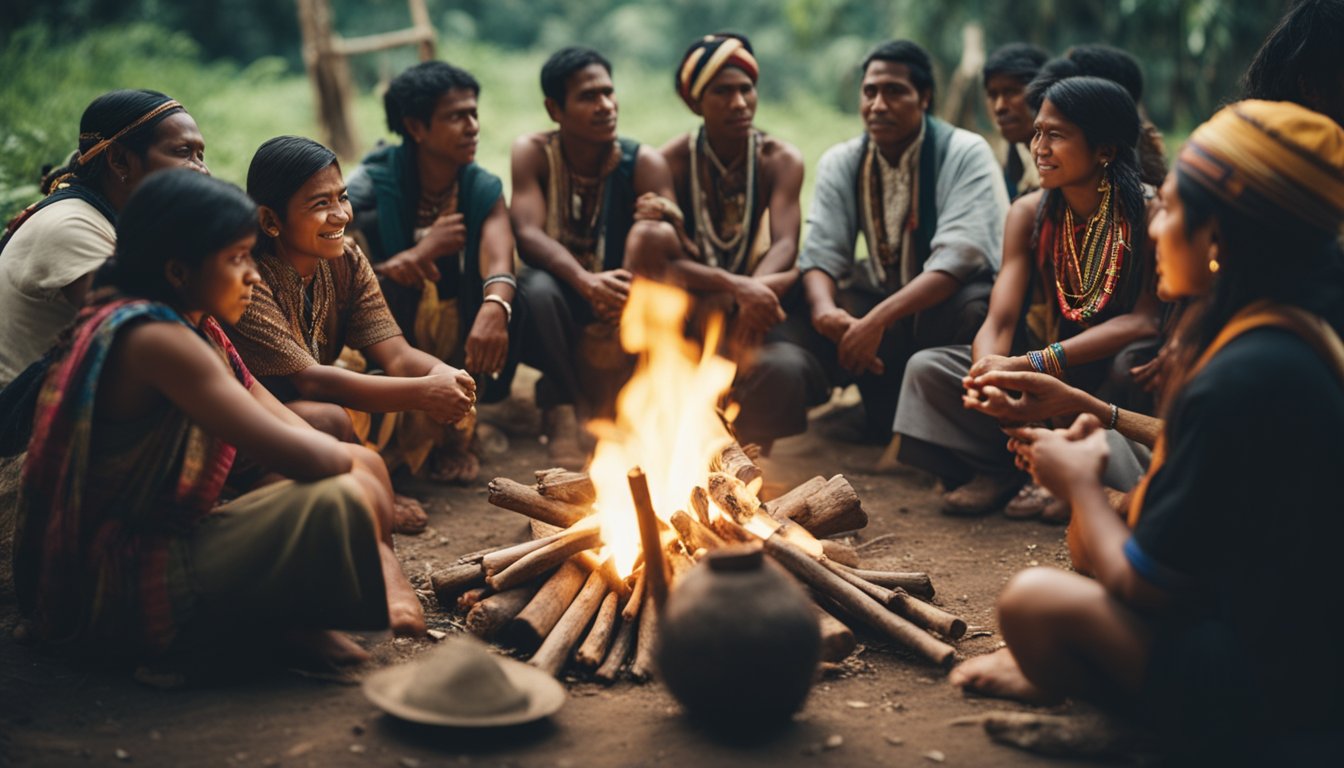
[1097, 160, 1112, 193]
[1208, 258, 1220, 274]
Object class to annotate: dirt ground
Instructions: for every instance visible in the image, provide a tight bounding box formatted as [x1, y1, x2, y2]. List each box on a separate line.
[0, 377, 1143, 768]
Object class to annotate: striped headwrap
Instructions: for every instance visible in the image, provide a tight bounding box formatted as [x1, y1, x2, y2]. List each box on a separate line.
[676, 34, 759, 111]
[1177, 100, 1344, 234]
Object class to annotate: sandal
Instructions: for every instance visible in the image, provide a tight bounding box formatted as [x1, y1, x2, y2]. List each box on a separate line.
[1004, 483, 1053, 519]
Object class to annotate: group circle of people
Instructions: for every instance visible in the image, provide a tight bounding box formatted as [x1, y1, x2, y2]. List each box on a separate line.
[3, 0, 1343, 761]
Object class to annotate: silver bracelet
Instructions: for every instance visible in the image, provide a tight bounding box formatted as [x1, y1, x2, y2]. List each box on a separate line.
[1107, 403, 1120, 429]
[482, 274, 517, 292]
[481, 293, 512, 323]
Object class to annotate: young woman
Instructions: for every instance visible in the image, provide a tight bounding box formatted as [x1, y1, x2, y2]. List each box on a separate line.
[951, 101, 1344, 763]
[0, 89, 208, 388]
[892, 75, 1161, 516]
[14, 170, 425, 666]
[225, 137, 476, 515]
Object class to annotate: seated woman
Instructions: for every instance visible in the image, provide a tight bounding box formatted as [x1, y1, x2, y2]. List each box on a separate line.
[0, 89, 207, 388]
[951, 101, 1344, 763]
[14, 169, 425, 667]
[225, 137, 476, 526]
[891, 75, 1162, 517]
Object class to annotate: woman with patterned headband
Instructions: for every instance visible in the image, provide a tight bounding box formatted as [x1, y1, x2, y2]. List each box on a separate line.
[951, 101, 1344, 763]
[0, 90, 208, 388]
[659, 34, 804, 358]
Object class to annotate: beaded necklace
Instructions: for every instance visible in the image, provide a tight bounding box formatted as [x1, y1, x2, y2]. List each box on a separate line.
[689, 128, 758, 273]
[1052, 178, 1129, 323]
[543, 133, 621, 272]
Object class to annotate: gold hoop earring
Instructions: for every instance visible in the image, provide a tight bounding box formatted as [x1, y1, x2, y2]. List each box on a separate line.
[1209, 258, 1220, 274]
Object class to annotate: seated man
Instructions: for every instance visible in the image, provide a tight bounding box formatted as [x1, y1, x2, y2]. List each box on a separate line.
[345, 61, 519, 483]
[226, 136, 477, 528]
[733, 40, 1008, 448]
[510, 46, 682, 467]
[659, 33, 804, 355]
[981, 43, 1049, 199]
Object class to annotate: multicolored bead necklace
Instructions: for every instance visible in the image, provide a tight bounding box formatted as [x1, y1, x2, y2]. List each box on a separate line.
[1052, 176, 1129, 323]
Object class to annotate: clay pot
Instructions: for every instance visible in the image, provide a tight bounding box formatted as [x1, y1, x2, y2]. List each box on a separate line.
[655, 546, 821, 726]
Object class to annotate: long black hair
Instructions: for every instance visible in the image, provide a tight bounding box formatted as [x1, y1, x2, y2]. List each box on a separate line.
[1243, 0, 1344, 124]
[1025, 75, 1144, 258]
[245, 136, 340, 251]
[42, 89, 185, 193]
[106, 169, 256, 306]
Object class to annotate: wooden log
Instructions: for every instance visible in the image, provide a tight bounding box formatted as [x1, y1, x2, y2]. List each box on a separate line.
[670, 510, 725, 553]
[629, 598, 661, 681]
[456, 587, 492, 612]
[595, 615, 636, 683]
[784, 475, 868, 537]
[482, 518, 600, 576]
[820, 539, 860, 567]
[628, 468, 670, 613]
[889, 588, 967, 640]
[823, 558, 899, 606]
[764, 535, 955, 667]
[711, 442, 763, 493]
[665, 544, 696, 583]
[487, 477, 592, 528]
[833, 564, 935, 599]
[621, 571, 646, 623]
[430, 561, 485, 607]
[813, 605, 857, 663]
[530, 569, 609, 676]
[689, 485, 711, 527]
[707, 471, 761, 525]
[709, 512, 759, 544]
[763, 475, 826, 522]
[486, 528, 603, 592]
[575, 591, 620, 668]
[464, 585, 538, 640]
[505, 560, 588, 650]
[534, 468, 596, 505]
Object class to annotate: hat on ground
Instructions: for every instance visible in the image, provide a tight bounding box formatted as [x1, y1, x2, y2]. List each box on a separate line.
[363, 635, 565, 727]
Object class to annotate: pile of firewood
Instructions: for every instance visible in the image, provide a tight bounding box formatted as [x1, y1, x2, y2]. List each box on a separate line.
[429, 443, 966, 681]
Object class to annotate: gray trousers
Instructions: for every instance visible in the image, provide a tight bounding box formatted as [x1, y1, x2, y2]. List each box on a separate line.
[892, 343, 1152, 489]
[731, 279, 991, 446]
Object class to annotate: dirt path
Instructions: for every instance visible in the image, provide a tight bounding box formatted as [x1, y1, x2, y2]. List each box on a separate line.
[0, 386, 1129, 767]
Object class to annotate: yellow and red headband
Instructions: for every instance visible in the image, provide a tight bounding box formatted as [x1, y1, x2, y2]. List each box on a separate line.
[676, 34, 759, 111]
[76, 99, 185, 168]
[1178, 99, 1344, 234]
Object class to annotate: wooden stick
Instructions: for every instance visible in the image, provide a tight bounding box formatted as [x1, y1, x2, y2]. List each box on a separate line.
[773, 475, 868, 537]
[574, 591, 620, 668]
[456, 587, 492, 612]
[764, 475, 826, 522]
[621, 570, 646, 623]
[711, 442, 763, 493]
[822, 558, 900, 606]
[814, 604, 857, 663]
[833, 564, 935, 599]
[487, 477, 592, 528]
[535, 468, 596, 505]
[670, 510, 725, 553]
[765, 535, 955, 667]
[530, 569, 609, 676]
[486, 528, 603, 592]
[595, 615, 636, 683]
[689, 485, 711, 526]
[820, 539, 860, 568]
[429, 561, 486, 607]
[482, 518, 600, 575]
[629, 598, 660, 682]
[889, 588, 967, 640]
[707, 471, 761, 525]
[505, 560, 588, 650]
[464, 585, 538, 640]
[628, 468, 669, 613]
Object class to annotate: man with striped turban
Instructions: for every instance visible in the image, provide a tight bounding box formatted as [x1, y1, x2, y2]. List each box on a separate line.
[660, 33, 804, 363]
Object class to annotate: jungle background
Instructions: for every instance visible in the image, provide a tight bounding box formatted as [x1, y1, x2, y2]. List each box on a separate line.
[0, 0, 1292, 219]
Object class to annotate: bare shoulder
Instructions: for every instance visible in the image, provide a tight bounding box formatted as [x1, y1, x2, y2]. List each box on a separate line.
[1009, 190, 1043, 221]
[659, 131, 692, 160]
[758, 133, 804, 179]
[121, 320, 227, 373]
[510, 132, 551, 174]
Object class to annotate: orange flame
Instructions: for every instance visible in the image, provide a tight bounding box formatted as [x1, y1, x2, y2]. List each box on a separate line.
[588, 279, 737, 576]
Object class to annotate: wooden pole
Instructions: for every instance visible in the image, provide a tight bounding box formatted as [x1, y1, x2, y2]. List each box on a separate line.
[574, 591, 620, 668]
[628, 468, 669, 613]
[530, 569, 609, 676]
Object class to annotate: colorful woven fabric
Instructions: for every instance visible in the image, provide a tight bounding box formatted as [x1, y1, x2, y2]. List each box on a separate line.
[15, 297, 249, 654]
[676, 34, 759, 111]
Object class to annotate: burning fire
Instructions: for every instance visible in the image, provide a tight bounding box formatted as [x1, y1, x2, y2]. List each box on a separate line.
[588, 279, 738, 576]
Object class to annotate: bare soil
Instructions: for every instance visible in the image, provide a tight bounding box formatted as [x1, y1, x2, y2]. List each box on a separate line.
[0, 379, 1141, 768]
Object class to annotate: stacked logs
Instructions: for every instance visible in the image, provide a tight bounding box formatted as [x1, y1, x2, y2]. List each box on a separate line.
[429, 446, 967, 681]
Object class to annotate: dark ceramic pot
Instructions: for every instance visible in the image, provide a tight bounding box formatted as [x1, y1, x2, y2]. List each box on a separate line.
[655, 545, 821, 726]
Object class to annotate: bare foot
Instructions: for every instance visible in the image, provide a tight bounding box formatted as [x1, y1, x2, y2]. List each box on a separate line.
[392, 494, 428, 535]
[949, 648, 1061, 705]
[427, 446, 480, 485]
[379, 542, 426, 636]
[282, 629, 370, 669]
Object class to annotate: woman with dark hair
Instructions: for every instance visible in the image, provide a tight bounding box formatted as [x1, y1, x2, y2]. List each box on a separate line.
[14, 169, 425, 665]
[951, 100, 1344, 764]
[0, 89, 207, 387]
[1244, 0, 1344, 126]
[224, 136, 476, 527]
[891, 76, 1161, 517]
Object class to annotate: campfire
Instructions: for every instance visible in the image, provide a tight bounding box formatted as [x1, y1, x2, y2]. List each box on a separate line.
[430, 280, 966, 680]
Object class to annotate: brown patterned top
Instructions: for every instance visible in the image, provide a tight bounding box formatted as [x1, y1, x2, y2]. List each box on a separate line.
[227, 240, 401, 376]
